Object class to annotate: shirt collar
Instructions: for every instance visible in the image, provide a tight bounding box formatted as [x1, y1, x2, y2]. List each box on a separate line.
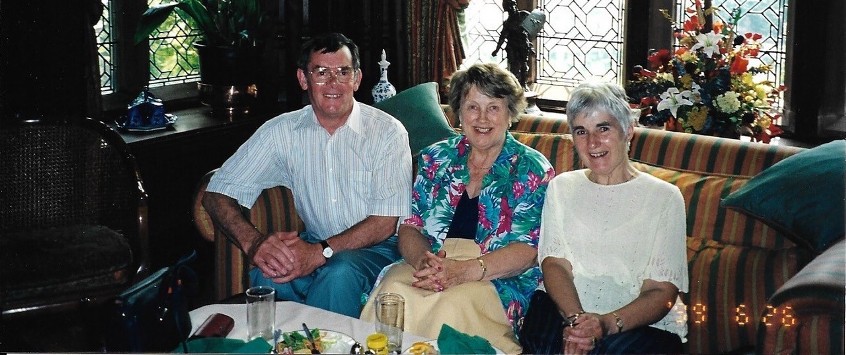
[295, 101, 363, 135]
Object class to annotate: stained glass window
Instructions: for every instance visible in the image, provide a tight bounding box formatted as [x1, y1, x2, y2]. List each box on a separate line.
[463, 0, 625, 97]
[463, 1, 787, 102]
[96, 0, 201, 96]
[146, 0, 201, 87]
[95, 0, 114, 94]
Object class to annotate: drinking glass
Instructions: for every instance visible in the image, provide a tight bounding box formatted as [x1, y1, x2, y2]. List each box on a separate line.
[246, 286, 276, 341]
[375, 292, 404, 353]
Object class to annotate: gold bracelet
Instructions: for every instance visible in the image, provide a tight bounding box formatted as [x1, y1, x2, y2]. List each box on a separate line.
[476, 257, 487, 281]
[612, 312, 624, 334]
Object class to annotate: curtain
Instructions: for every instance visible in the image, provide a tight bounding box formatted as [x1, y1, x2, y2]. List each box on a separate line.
[408, 0, 467, 93]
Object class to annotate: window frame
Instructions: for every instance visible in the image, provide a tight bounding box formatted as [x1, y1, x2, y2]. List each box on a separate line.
[100, 0, 200, 113]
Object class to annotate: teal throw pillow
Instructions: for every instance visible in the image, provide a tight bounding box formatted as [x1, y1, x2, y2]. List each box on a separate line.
[374, 82, 458, 155]
[721, 140, 846, 253]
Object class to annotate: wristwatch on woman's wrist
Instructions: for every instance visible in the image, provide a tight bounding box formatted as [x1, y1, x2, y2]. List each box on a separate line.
[611, 312, 623, 334]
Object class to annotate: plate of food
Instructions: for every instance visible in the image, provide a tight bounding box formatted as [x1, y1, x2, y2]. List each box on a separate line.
[402, 339, 504, 354]
[275, 329, 358, 354]
[403, 340, 439, 355]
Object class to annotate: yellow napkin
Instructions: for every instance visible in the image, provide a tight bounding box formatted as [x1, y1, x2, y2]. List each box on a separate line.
[437, 324, 496, 354]
[173, 337, 271, 353]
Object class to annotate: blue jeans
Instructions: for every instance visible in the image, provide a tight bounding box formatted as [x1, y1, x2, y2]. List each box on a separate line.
[250, 233, 400, 318]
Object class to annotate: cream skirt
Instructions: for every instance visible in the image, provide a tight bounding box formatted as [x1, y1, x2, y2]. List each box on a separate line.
[360, 238, 521, 354]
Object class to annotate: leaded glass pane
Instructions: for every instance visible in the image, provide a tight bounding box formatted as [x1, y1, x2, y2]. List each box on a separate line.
[463, 0, 625, 94]
[96, 0, 113, 94]
[147, 0, 201, 87]
[462, 0, 507, 68]
[537, 0, 625, 86]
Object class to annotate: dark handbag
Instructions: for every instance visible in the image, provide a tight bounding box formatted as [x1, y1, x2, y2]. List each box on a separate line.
[518, 289, 565, 354]
[105, 250, 198, 352]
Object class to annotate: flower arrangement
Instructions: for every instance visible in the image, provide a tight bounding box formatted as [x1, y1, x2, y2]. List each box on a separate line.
[625, 0, 786, 142]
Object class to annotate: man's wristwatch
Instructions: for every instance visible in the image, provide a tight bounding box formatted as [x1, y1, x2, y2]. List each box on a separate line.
[320, 240, 334, 259]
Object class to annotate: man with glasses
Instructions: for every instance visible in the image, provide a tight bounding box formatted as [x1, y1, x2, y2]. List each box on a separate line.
[203, 32, 412, 317]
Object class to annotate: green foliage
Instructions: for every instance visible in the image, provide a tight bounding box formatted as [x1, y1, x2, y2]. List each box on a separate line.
[135, 0, 269, 48]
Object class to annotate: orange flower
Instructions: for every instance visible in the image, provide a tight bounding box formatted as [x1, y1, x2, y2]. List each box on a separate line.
[730, 55, 749, 75]
[712, 21, 724, 34]
[746, 33, 762, 41]
[683, 17, 700, 32]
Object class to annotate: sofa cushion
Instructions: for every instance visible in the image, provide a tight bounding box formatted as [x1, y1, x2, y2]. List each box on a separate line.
[632, 162, 796, 250]
[510, 113, 570, 134]
[759, 239, 845, 355]
[685, 237, 807, 354]
[630, 127, 804, 177]
[721, 140, 846, 253]
[511, 131, 580, 173]
[375, 82, 458, 155]
[0, 224, 132, 303]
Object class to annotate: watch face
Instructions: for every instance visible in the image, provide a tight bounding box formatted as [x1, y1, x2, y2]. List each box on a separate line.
[321, 241, 334, 258]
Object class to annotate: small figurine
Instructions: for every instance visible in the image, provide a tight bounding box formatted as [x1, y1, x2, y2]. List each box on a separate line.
[491, 0, 545, 91]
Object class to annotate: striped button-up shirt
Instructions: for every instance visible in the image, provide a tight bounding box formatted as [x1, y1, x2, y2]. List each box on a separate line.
[207, 102, 412, 239]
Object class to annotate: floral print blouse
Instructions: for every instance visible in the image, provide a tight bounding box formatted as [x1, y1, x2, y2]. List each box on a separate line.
[403, 132, 555, 331]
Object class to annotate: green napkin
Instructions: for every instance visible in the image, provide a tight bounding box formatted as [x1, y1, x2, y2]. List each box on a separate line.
[437, 324, 496, 354]
[173, 337, 272, 353]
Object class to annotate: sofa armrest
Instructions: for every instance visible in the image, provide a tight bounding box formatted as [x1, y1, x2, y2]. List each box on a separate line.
[192, 169, 218, 242]
[757, 238, 845, 354]
[191, 169, 305, 301]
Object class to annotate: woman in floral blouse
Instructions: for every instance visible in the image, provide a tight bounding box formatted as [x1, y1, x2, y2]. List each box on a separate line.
[361, 63, 554, 353]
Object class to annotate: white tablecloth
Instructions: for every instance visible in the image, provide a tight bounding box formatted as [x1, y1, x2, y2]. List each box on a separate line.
[189, 302, 429, 348]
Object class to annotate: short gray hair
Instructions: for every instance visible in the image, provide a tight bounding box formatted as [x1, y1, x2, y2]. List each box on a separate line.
[566, 81, 637, 134]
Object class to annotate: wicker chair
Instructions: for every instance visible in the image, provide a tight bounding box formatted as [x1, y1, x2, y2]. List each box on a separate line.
[0, 117, 150, 317]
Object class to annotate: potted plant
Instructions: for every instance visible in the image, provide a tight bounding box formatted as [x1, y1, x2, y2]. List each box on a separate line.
[135, 0, 271, 117]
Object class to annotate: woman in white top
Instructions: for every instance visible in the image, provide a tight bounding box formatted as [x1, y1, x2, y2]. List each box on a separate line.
[527, 81, 688, 354]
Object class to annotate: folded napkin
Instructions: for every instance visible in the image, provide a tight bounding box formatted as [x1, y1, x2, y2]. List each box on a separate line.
[437, 324, 496, 354]
[173, 337, 271, 353]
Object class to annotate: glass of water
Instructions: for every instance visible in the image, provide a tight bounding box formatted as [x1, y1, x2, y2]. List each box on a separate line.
[246, 285, 276, 341]
[375, 292, 404, 353]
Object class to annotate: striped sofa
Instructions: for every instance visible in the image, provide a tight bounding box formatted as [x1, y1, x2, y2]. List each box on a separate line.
[193, 108, 842, 354]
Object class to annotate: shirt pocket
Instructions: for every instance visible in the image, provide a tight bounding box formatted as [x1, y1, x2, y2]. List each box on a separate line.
[347, 169, 372, 201]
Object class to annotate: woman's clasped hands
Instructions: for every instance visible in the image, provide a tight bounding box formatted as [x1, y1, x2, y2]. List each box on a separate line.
[411, 249, 478, 292]
[562, 312, 604, 354]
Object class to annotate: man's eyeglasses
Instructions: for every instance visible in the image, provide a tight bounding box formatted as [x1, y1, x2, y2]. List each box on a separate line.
[308, 66, 356, 84]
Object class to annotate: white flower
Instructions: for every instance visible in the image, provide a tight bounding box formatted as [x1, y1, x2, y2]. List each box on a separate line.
[690, 32, 723, 57]
[690, 82, 703, 103]
[714, 91, 741, 113]
[657, 87, 694, 118]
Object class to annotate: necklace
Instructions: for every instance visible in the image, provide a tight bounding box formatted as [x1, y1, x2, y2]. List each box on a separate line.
[469, 156, 494, 171]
